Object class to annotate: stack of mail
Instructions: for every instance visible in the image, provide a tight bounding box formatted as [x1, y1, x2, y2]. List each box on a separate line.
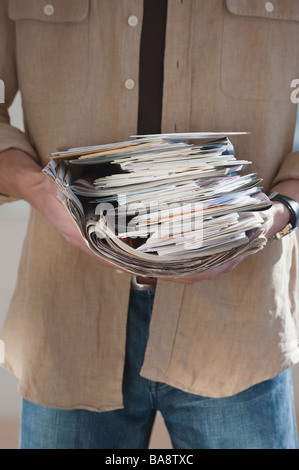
[43, 133, 271, 277]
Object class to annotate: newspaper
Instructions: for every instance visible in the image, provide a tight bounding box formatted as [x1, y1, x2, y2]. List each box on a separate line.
[43, 133, 271, 278]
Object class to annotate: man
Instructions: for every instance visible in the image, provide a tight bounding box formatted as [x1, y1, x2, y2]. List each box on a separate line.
[0, 0, 299, 449]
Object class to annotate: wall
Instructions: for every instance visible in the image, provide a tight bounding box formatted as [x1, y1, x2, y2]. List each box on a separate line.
[0, 93, 28, 420]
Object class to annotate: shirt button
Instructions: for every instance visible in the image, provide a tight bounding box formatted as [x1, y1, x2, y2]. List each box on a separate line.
[265, 2, 274, 13]
[43, 4, 55, 16]
[128, 15, 139, 27]
[124, 79, 135, 90]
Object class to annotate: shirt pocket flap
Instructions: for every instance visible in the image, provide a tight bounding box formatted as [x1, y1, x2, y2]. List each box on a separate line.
[8, 0, 89, 23]
[226, 0, 299, 22]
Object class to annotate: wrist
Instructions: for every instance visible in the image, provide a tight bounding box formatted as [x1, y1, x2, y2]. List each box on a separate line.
[0, 148, 53, 211]
[0, 148, 42, 201]
[270, 201, 291, 237]
[266, 190, 299, 239]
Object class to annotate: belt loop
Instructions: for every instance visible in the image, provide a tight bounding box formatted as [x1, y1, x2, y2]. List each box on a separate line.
[131, 275, 156, 291]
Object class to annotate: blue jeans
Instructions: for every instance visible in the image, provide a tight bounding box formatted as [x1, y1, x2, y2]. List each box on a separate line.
[20, 289, 298, 449]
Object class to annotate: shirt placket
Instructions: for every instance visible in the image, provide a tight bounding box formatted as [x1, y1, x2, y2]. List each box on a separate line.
[162, 0, 193, 133]
[118, 0, 143, 137]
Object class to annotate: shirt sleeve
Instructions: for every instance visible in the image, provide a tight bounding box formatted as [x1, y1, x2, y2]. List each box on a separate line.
[0, 0, 39, 205]
[271, 149, 299, 187]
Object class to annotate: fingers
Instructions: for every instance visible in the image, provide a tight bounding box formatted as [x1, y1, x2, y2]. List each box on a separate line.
[161, 255, 245, 284]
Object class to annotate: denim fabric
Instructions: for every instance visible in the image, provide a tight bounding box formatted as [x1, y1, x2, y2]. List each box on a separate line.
[20, 289, 298, 449]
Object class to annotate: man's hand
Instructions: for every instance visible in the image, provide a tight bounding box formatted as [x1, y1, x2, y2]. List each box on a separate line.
[161, 255, 246, 284]
[0, 149, 122, 268]
[162, 184, 299, 285]
[33, 172, 97, 256]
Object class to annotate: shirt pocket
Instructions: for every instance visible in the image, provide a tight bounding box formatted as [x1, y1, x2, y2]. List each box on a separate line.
[221, 0, 299, 102]
[8, 0, 89, 104]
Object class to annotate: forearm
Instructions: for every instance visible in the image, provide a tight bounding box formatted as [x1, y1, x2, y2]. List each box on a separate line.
[266, 179, 299, 239]
[0, 148, 50, 210]
[272, 179, 299, 202]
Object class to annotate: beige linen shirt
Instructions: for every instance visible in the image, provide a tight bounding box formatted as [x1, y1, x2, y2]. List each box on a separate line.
[1, 0, 299, 412]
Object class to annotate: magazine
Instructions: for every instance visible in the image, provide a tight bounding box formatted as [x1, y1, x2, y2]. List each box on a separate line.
[43, 133, 271, 277]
